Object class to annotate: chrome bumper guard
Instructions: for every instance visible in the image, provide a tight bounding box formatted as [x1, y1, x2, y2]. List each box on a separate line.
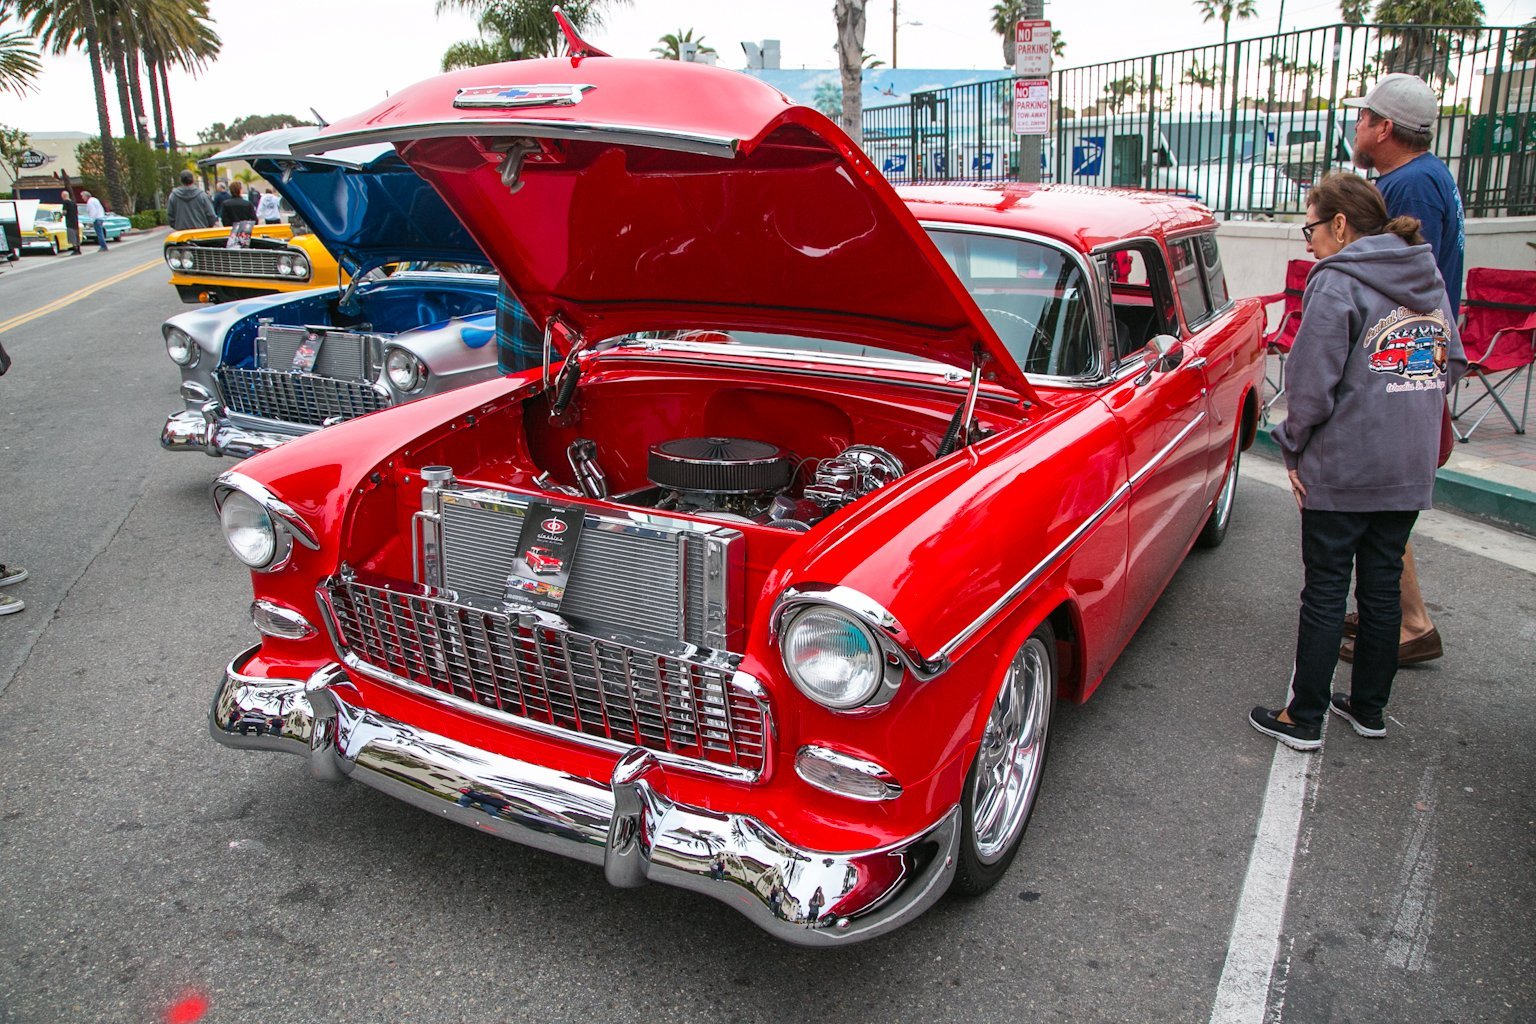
[211, 645, 959, 946]
[161, 407, 297, 459]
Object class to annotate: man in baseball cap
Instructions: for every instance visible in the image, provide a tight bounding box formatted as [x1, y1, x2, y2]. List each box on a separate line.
[1338, 70, 1465, 673]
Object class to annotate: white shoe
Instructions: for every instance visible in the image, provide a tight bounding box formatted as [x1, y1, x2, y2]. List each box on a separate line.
[0, 593, 22, 615]
[0, 564, 26, 587]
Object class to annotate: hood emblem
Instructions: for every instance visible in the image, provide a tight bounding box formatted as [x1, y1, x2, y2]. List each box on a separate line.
[453, 84, 595, 109]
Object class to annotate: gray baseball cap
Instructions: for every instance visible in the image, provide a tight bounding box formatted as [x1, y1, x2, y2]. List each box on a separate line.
[1343, 72, 1437, 133]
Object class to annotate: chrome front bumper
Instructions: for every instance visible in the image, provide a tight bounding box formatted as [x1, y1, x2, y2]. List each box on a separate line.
[211, 646, 959, 946]
[162, 407, 296, 459]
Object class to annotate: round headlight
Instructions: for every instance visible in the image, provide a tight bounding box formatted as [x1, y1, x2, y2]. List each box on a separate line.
[165, 326, 196, 366]
[291, 254, 310, 278]
[276, 256, 292, 276]
[782, 607, 883, 710]
[165, 250, 180, 271]
[220, 491, 278, 569]
[385, 348, 423, 392]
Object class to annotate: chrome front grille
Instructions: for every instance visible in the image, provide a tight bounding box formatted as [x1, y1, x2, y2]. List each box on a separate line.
[187, 247, 283, 278]
[259, 325, 375, 380]
[429, 488, 739, 650]
[216, 367, 389, 426]
[325, 574, 769, 779]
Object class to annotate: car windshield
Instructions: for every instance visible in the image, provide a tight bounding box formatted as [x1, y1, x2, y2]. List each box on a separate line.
[623, 232, 1096, 380]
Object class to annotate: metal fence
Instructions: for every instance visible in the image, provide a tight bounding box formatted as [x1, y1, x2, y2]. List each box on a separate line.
[862, 22, 1536, 219]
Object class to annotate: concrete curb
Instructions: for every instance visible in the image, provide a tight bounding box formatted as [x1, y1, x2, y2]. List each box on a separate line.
[1251, 429, 1536, 539]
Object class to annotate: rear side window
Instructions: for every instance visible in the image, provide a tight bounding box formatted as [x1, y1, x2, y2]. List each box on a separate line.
[1170, 238, 1211, 327]
[1199, 234, 1230, 308]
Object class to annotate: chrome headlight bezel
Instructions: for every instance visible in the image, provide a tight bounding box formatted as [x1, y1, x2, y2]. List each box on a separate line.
[780, 605, 890, 711]
[385, 347, 426, 393]
[212, 473, 319, 574]
[290, 252, 311, 281]
[164, 325, 198, 367]
[219, 490, 284, 570]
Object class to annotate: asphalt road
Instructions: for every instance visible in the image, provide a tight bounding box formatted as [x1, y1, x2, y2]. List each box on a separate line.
[0, 242, 1531, 1024]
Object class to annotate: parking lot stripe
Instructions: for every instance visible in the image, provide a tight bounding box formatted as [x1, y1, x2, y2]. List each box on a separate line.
[0, 256, 162, 335]
[1209, 744, 1322, 1024]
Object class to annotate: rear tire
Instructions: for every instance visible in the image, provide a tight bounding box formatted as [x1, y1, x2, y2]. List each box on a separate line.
[1197, 433, 1241, 549]
[951, 619, 1057, 896]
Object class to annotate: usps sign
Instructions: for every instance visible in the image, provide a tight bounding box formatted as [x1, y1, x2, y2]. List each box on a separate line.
[1013, 79, 1050, 136]
[1014, 19, 1053, 77]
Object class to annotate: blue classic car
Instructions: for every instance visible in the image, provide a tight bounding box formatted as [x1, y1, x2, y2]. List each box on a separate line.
[84, 211, 132, 243]
[160, 128, 508, 459]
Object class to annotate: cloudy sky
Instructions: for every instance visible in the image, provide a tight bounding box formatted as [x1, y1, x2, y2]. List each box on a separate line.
[4, 0, 1535, 138]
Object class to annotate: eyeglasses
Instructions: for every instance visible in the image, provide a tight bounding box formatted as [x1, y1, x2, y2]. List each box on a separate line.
[1301, 219, 1328, 243]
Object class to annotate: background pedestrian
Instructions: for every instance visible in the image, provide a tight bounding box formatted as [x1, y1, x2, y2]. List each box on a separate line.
[81, 191, 107, 251]
[58, 189, 80, 255]
[1251, 173, 1466, 752]
[1341, 71, 1468, 667]
[166, 170, 217, 230]
[220, 180, 256, 228]
[212, 179, 231, 219]
[257, 188, 282, 225]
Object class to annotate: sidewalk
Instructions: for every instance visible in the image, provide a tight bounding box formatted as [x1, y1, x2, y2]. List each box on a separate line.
[1255, 354, 1536, 538]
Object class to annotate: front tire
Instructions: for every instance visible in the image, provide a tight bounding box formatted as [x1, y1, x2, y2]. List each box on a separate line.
[1197, 432, 1241, 549]
[952, 619, 1057, 896]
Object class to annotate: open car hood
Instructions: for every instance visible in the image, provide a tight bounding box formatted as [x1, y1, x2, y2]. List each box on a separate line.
[202, 127, 487, 274]
[293, 59, 1037, 398]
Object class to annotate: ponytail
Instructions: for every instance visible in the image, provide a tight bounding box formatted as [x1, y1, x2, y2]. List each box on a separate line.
[1384, 215, 1424, 246]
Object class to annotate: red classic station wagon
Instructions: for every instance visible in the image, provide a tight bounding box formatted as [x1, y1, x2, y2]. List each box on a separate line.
[208, 45, 1264, 944]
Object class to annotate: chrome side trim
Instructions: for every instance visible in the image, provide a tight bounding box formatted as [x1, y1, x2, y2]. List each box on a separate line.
[291, 119, 740, 160]
[1127, 412, 1207, 488]
[211, 648, 960, 946]
[931, 479, 1134, 668]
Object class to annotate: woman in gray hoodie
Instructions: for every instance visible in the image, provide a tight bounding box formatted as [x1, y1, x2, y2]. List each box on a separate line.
[1251, 173, 1466, 752]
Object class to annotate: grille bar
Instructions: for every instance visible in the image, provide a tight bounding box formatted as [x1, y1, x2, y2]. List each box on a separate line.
[217, 368, 389, 426]
[187, 247, 283, 278]
[325, 575, 769, 779]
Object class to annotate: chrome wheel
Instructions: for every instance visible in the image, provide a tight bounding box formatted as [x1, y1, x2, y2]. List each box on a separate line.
[970, 635, 1052, 863]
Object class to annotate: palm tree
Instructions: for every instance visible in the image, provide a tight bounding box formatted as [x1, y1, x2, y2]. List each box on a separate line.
[1196, 0, 1258, 102]
[9, 0, 128, 210]
[1374, 0, 1484, 87]
[812, 81, 842, 118]
[152, 3, 220, 152]
[834, 0, 867, 141]
[0, 28, 40, 95]
[436, 0, 629, 67]
[1340, 0, 1372, 24]
[1513, 17, 1536, 61]
[1183, 60, 1218, 111]
[652, 28, 715, 61]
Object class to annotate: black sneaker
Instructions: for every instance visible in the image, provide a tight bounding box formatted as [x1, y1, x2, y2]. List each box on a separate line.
[1329, 694, 1386, 738]
[1248, 706, 1322, 751]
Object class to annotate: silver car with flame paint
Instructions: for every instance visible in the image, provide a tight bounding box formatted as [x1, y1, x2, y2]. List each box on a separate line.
[160, 129, 506, 459]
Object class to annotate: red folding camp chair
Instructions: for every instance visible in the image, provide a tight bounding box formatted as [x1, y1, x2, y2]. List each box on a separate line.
[1452, 267, 1536, 441]
[1256, 259, 1313, 421]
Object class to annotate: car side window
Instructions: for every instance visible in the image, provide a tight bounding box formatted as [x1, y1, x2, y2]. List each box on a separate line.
[1104, 243, 1178, 365]
[1198, 233, 1230, 309]
[1170, 238, 1212, 329]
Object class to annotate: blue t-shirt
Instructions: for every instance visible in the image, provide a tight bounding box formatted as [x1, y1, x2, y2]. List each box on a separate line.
[1376, 152, 1465, 317]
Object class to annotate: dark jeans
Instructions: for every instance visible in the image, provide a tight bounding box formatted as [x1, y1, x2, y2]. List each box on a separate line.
[1287, 508, 1418, 729]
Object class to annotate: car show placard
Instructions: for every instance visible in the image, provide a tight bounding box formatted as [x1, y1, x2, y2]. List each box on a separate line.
[505, 502, 584, 611]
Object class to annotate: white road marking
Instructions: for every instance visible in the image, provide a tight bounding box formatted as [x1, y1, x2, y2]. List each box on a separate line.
[1208, 744, 1324, 1024]
[1384, 767, 1439, 972]
[1244, 457, 1536, 576]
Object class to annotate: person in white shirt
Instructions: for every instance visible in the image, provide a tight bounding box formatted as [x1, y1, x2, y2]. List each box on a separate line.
[81, 191, 108, 251]
[257, 189, 282, 225]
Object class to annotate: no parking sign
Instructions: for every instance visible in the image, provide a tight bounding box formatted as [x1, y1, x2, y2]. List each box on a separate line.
[1013, 79, 1049, 136]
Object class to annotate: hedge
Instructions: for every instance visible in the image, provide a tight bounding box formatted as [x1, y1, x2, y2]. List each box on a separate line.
[130, 209, 165, 229]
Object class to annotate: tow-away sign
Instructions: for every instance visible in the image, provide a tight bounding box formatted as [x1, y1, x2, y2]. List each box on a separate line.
[1014, 79, 1050, 135]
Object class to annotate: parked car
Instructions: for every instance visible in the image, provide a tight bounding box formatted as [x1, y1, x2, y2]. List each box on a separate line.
[160, 128, 502, 459]
[209, 56, 1264, 945]
[83, 211, 131, 243]
[23, 204, 69, 254]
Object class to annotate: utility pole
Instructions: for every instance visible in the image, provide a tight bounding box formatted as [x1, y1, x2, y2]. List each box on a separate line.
[893, 0, 899, 69]
[1018, 0, 1046, 183]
